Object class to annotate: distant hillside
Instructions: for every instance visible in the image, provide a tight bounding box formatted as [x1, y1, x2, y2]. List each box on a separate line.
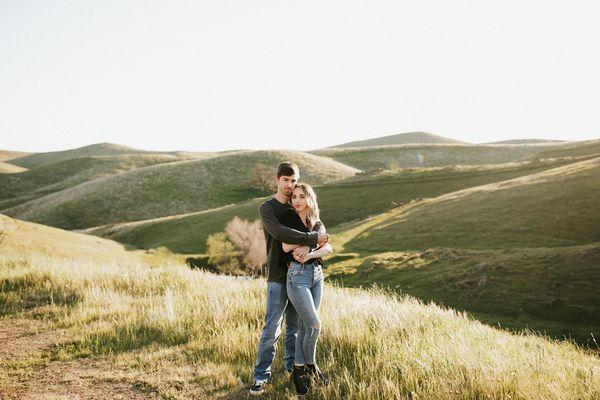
[0, 161, 27, 174]
[313, 143, 558, 170]
[0, 154, 186, 211]
[483, 139, 567, 144]
[8, 142, 232, 169]
[340, 156, 600, 253]
[8, 143, 151, 169]
[0, 150, 31, 162]
[329, 131, 468, 148]
[84, 157, 587, 253]
[532, 139, 600, 159]
[0, 214, 142, 264]
[4, 150, 358, 230]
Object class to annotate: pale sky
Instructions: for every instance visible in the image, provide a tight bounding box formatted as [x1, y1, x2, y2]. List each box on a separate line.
[1, 0, 599, 153]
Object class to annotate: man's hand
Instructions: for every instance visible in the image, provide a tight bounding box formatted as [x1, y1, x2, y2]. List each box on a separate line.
[293, 246, 310, 263]
[317, 232, 330, 247]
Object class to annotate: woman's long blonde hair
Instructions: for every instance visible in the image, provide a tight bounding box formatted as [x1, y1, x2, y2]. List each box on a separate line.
[294, 182, 320, 230]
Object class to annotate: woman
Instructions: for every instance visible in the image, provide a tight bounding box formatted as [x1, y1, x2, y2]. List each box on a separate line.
[282, 183, 332, 395]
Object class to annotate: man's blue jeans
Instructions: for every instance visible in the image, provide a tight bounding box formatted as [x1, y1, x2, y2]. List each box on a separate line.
[253, 281, 299, 384]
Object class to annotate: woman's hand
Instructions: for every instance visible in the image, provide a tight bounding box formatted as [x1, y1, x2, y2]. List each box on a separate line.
[293, 246, 311, 263]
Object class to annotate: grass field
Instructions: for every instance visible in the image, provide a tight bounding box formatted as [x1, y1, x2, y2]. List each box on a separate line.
[320, 156, 600, 343]
[1, 247, 599, 399]
[3, 150, 357, 230]
[325, 244, 600, 344]
[313, 143, 560, 170]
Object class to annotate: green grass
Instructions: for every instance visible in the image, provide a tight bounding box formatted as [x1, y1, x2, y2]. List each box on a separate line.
[88, 157, 590, 254]
[340, 156, 600, 253]
[3, 150, 357, 230]
[313, 143, 561, 170]
[85, 198, 266, 254]
[0, 154, 185, 210]
[325, 244, 600, 344]
[532, 139, 600, 159]
[1, 253, 599, 399]
[319, 156, 600, 344]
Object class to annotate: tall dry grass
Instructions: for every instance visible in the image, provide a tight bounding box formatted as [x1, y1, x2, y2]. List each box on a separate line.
[1, 254, 599, 399]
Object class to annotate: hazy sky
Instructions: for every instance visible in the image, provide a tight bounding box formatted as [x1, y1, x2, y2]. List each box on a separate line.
[1, 1, 599, 152]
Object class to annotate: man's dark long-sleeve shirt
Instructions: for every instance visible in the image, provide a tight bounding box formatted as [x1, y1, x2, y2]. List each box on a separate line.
[259, 198, 319, 283]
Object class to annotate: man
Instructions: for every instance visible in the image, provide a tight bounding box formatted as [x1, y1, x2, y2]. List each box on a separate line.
[250, 162, 329, 396]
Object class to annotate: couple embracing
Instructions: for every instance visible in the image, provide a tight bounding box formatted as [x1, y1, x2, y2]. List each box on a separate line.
[250, 162, 333, 396]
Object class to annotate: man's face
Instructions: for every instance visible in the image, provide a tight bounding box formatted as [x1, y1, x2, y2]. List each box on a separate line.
[275, 174, 298, 197]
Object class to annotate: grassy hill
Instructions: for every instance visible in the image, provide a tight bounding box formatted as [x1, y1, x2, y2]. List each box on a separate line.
[7, 142, 236, 170]
[339, 156, 600, 253]
[484, 139, 567, 144]
[0, 162, 27, 174]
[87, 157, 590, 254]
[4, 150, 358, 230]
[1, 230, 598, 398]
[532, 139, 600, 159]
[8, 143, 153, 169]
[329, 131, 468, 148]
[0, 213, 144, 264]
[0, 150, 31, 162]
[0, 154, 187, 211]
[313, 143, 558, 170]
[323, 156, 600, 343]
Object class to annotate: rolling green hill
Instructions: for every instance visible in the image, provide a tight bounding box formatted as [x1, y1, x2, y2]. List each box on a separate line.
[8, 143, 153, 169]
[313, 143, 557, 170]
[532, 139, 600, 159]
[84, 157, 587, 253]
[7, 142, 235, 170]
[323, 156, 600, 343]
[4, 150, 357, 230]
[339, 156, 600, 253]
[329, 131, 468, 148]
[0, 154, 185, 210]
[0, 213, 144, 264]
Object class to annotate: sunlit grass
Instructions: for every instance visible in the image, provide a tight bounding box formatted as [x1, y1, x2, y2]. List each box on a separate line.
[1, 254, 599, 399]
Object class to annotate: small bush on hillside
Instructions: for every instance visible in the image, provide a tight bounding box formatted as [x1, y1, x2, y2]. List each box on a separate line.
[225, 216, 266, 275]
[204, 217, 267, 276]
[206, 232, 242, 274]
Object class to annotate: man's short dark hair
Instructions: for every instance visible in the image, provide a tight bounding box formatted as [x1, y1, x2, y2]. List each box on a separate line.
[277, 162, 299, 178]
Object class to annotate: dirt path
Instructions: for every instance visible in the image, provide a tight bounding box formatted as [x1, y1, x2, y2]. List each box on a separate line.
[0, 317, 158, 400]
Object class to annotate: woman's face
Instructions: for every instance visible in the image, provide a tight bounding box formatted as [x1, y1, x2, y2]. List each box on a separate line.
[291, 187, 308, 213]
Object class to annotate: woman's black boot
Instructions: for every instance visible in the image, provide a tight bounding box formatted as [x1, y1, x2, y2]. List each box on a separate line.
[292, 365, 310, 395]
[305, 363, 329, 386]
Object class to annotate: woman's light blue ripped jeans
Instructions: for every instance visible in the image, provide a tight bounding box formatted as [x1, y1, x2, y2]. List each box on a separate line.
[286, 260, 323, 365]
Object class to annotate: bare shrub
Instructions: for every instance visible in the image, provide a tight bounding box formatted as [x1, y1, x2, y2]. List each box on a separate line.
[225, 216, 266, 275]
